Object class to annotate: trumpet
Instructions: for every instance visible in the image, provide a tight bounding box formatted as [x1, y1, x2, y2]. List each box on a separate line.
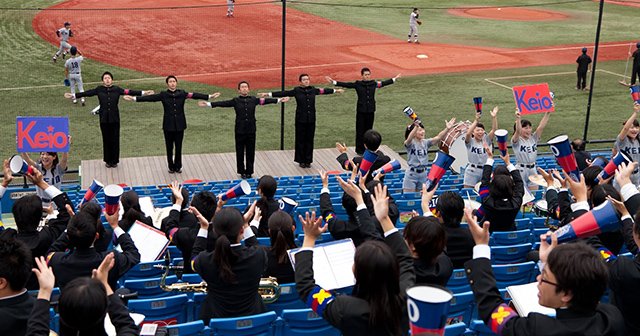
[154, 264, 281, 304]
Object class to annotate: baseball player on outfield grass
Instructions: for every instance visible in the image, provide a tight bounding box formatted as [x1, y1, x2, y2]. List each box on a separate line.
[52, 22, 73, 63]
[64, 46, 85, 106]
[227, 0, 235, 17]
[408, 8, 421, 43]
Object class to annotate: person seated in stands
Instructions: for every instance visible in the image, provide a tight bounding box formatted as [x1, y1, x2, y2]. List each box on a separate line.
[165, 183, 218, 273]
[28, 253, 139, 335]
[588, 184, 624, 255]
[190, 205, 267, 322]
[295, 184, 415, 336]
[250, 210, 296, 283]
[46, 206, 140, 290]
[0, 237, 34, 336]
[319, 170, 383, 246]
[463, 209, 625, 335]
[403, 214, 452, 286]
[336, 129, 390, 184]
[48, 202, 113, 253]
[252, 175, 280, 237]
[0, 163, 72, 290]
[477, 145, 524, 232]
[430, 189, 474, 269]
[363, 179, 400, 232]
[161, 185, 196, 232]
[119, 190, 153, 232]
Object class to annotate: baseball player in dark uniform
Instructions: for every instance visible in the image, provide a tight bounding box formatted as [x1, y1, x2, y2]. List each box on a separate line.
[259, 74, 343, 168]
[576, 47, 592, 90]
[64, 72, 154, 168]
[123, 75, 220, 174]
[326, 68, 400, 154]
[630, 42, 640, 86]
[198, 81, 289, 179]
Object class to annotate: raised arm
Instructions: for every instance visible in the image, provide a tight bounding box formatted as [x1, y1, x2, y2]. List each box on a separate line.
[326, 76, 357, 89]
[263, 89, 296, 98]
[534, 111, 551, 139]
[257, 96, 289, 106]
[201, 98, 236, 108]
[59, 136, 70, 171]
[466, 113, 481, 143]
[488, 107, 498, 139]
[618, 103, 640, 141]
[404, 120, 421, 146]
[187, 91, 218, 100]
[69, 87, 97, 99]
[377, 74, 401, 88]
[511, 109, 522, 143]
[128, 92, 163, 102]
[20, 153, 37, 167]
[429, 118, 456, 144]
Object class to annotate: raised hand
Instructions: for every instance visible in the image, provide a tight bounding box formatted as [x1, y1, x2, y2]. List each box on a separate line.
[32, 256, 55, 299]
[537, 167, 555, 187]
[371, 183, 390, 226]
[299, 211, 326, 247]
[209, 92, 221, 100]
[463, 207, 489, 245]
[123, 95, 134, 101]
[335, 89, 345, 94]
[169, 181, 183, 206]
[336, 175, 363, 203]
[198, 101, 209, 107]
[607, 196, 630, 217]
[2, 159, 12, 187]
[335, 142, 348, 154]
[325, 76, 334, 83]
[280, 97, 290, 103]
[490, 106, 499, 118]
[539, 232, 557, 263]
[615, 161, 637, 187]
[565, 171, 587, 202]
[421, 182, 437, 215]
[189, 206, 209, 229]
[319, 170, 329, 188]
[64, 92, 73, 99]
[445, 118, 456, 130]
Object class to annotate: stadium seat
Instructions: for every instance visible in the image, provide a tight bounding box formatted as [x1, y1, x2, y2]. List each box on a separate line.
[279, 308, 341, 336]
[124, 275, 179, 299]
[490, 229, 531, 246]
[265, 283, 305, 316]
[514, 218, 530, 230]
[165, 320, 208, 336]
[128, 294, 189, 326]
[121, 261, 165, 285]
[257, 237, 271, 247]
[493, 261, 536, 289]
[447, 291, 474, 325]
[530, 217, 550, 229]
[444, 322, 467, 336]
[469, 319, 496, 335]
[446, 269, 471, 294]
[491, 243, 532, 264]
[209, 311, 277, 336]
[49, 308, 59, 333]
[167, 245, 183, 259]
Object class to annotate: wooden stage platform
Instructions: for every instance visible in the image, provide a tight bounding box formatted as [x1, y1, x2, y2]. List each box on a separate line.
[79, 145, 406, 189]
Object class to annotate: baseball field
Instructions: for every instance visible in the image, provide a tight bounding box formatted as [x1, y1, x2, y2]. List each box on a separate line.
[2, 0, 640, 169]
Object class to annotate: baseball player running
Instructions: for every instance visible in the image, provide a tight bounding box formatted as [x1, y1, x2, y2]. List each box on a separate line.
[53, 22, 73, 63]
[408, 8, 421, 43]
[227, 0, 235, 17]
[64, 46, 85, 106]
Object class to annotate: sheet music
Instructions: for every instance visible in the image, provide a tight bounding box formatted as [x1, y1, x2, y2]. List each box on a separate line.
[138, 196, 155, 218]
[117, 220, 168, 262]
[507, 282, 555, 317]
[288, 239, 356, 290]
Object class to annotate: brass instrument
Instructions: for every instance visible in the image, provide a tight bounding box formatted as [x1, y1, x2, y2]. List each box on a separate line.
[154, 264, 281, 304]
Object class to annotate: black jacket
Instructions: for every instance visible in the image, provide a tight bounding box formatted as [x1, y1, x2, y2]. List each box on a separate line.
[136, 89, 209, 131]
[576, 54, 592, 73]
[208, 96, 279, 134]
[75, 86, 143, 124]
[465, 257, 625, 336]
[444, 225, 475, 269]
[320, 191, 382, 246]
[414, 253, 453, 287]
[271, 86, 335, 123]
[336, 151, 390, 184]
[295, 230, 414, 336]
[0, 291, 34, 336]
[479, 164, 524, 232]
[334, 79, 394, 114]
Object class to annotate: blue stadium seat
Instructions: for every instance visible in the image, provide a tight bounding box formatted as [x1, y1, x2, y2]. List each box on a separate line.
[493, 261, 536, 289]
[531, 228, 549, 243]
[120, 260, 165, 285]
[444, 322, 467, 336]
[189, 292, 207, 322]
[296, 232, 333, 246]
[128, 294, 189, 326]
[124, 275, 179, 299]
[167, 245, 183, 259]
[514, 218, 530, 230]
[447, 291, 474, 325]
[279, 308, 341, 336]
[257, 237, 271, 247]
[395, 199, 421, 212]
[469, 319, 496, 335]
[209, 311, 277, 336]
[265, 283, 305, 316]
[165, 320, 208, 336]
[490, 229, 531, 246]
[530, 217, 550, 229]
[491, 243, 532, 264]
[446, 269, 471, 294]
[49, 308, 59, 333]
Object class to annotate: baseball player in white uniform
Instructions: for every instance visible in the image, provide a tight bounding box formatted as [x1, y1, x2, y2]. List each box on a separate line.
[408, 8, 421, 43]
[64, 46, 85, 106]
[512, 109, 551, 190]
[464, 107, 498, 187]
[52, 22, 72, 63]
[227, 0, 235, 17]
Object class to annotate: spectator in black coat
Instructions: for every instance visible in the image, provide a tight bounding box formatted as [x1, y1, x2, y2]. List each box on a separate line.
[0, 237, 34, 336]
[571, 138, 591, 171]
[403, 215, 453, 286]
[431, 189, 474, 269]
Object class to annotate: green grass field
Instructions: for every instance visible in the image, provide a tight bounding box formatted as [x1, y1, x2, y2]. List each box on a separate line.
[1, 0, 639, 170]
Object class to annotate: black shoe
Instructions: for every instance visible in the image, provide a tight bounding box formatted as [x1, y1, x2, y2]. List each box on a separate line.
[105, 163, 111, 168]
[175, 169, 182, 174]
[112, 163, 118, 168]
[299, 162, 305, 168]
[168, 169, 174, 174]
[240, 174, 247, 179]
[245, 174, 252, 179]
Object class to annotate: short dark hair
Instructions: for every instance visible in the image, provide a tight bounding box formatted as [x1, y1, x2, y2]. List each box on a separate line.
[298, 73, 309, 82]
[582, 165, 603, 189]
[42, 152, 60, 171]
[363, 129, 382, 151]
[546, 242, 609, 312]
[191, 191, 217, 221]
[514, 119, 532, 131]
[59, 277, 108, 332]
[0, 237, 32, 291]
[403, 216, 446, 264]
[571, 138, 586, 151]
[257, 175, 277, 199]
[101, 71, 113, 81]
[413, 7, 418, 11]
[67, 211, 98, 249]
[436, 191, 464, 228]
[13, 195, 43, 232]
[361, 67, 371, 75]
[590, 184, 620, 207]
[475, 122, 485, 130]
[165, 75, 177, 84]
[238, 81, 250, 89]
[404, 122, 425, 140]
[490, 174, 514, 199]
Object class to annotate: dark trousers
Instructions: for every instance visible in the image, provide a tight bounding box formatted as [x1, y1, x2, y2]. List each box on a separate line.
[164, 130, 184, 171]
[235, 132, 256, 175]
[632, 64, 640, 85]
[355, 113, 375, 154]
[577, 71, 588, 89]
[100, 122, 120, 165]
[295, 122, 315, 164]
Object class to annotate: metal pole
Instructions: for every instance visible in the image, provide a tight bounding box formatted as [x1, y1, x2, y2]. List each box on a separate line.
[583, 0, 605, 141]
[280, 0, 286, 150]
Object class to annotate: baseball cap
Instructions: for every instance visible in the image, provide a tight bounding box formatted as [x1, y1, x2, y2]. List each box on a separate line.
[64, 21, 71, 26]
[70, 46, 77, 55]
[581, 47, 587, 53]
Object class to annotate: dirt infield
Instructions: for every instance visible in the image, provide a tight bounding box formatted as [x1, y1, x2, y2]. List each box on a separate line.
[33, 0, 631, 89]
[447, 7, 569, 21]
[601, 0, 640, 8]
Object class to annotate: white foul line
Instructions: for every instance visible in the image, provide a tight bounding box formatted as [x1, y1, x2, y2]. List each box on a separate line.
[484, 79, 512, 90]
[484, 69, 631, 90]
[501, 43, 634, 54]
[0, 60, 375, 92]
